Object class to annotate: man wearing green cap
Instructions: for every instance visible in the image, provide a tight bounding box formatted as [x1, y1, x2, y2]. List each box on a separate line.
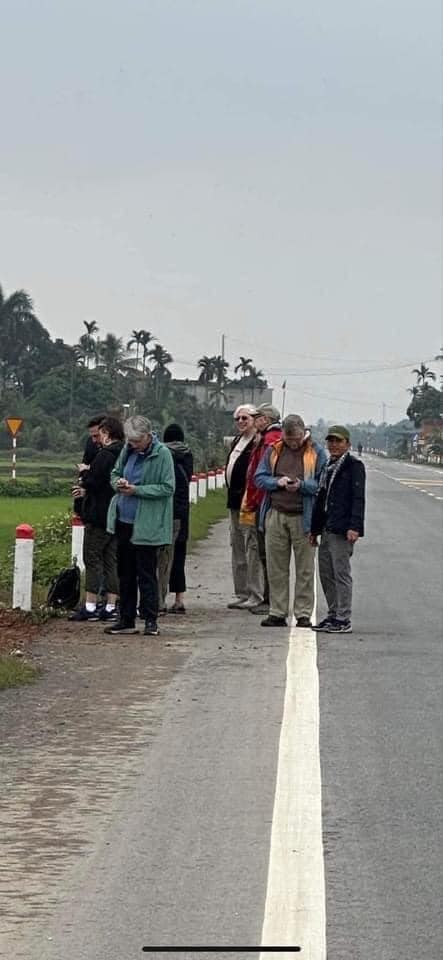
[310, 426, 366, 634]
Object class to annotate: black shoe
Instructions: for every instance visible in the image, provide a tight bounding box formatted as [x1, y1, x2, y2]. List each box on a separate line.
[69, 605, 101, 622]
[261, 615, 287, 627]
[324, 618, 352, 634]
[296, 617, 312, 628]
[169, 603, 186, 614]
[312, 616, 335, 632]
[144, 620, 159, 636]
[103, 621, 139, 635]
[99, 607, 118, 622]
[249, 602, 270, 615]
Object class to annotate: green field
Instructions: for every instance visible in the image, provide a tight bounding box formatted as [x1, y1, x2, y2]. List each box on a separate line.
[0, 497, 71, 554]
[0, 489, 228, 606]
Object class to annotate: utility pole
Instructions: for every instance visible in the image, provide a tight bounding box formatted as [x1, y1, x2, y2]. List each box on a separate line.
[221, 333, 225, 363]
[382, 402, 386, 423]
[281, 380, 287, 419]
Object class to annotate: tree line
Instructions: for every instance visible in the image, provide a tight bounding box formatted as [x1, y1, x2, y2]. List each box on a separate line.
[0, 282, 441, 463]
[0, 283, 265, 466]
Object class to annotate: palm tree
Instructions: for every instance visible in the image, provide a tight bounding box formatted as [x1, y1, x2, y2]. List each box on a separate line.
[209, 380, 228, 409]
[148, 344, 173, 401]
[213, 354, 229, 385]
[82, 320, 99, 368]
[234, 356, 253, 377]
[197, 355, 216, 404]
[412, 363, 436, 387]
[139, 330, 156, 375]
[0, 284, 42, 394]
[0, 284, 37, 340]
[211, 355, 230, 410]
[97, 334, 128, 377]
[244, 365, 266, 402]
[77, 331, 99, 368]
[127, 329, 146, 371]
[234, 356, 253, 400]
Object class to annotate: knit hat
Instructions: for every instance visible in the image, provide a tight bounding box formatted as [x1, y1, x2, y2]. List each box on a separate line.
[163, 422, 185, 442]
[256, 403, 281, 421]
[325, 425, 350, 442]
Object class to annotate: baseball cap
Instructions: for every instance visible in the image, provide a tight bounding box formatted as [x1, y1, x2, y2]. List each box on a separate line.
[256, 403, 281, 421]
[325, 425, 350, 441]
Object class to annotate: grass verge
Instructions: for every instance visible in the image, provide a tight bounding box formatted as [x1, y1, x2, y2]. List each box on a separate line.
[0, 496, 71, 554]
[0, 655, 39, 690]
[189, 488, 227, 545]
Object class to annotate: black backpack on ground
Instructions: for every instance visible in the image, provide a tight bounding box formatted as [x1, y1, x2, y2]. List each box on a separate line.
[47, 563, 81, 610]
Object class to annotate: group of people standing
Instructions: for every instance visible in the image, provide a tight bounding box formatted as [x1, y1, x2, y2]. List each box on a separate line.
[71, 415, 193, 636]
[225, 403, 366, 634]
[70, 401, 366, 638]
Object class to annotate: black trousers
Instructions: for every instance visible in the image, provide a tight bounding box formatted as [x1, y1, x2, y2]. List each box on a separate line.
[116, 521, 158, 625]
[169, 537, 187, 594]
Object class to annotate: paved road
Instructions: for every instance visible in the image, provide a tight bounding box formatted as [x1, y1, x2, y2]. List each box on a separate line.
[319, 456, 443, 960]
[1, 457, 442, 960]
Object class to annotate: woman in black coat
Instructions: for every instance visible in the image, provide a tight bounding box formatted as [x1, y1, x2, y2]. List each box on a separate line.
[158, 423, 193, 613]
[70, 416, 124, 622]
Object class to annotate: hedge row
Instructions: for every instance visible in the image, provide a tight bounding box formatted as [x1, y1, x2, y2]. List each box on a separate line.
[0, 479, 71, 497]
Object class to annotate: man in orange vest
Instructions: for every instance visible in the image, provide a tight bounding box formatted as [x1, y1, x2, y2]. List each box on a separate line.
[255, 414, 327, 627]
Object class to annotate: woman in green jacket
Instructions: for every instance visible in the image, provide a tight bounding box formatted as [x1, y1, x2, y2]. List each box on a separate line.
[105, 415, 175, 637]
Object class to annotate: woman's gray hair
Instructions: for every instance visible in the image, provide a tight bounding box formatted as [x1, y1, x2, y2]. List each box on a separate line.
[233, 403, 257, 419]
[124, 415, 152, 440]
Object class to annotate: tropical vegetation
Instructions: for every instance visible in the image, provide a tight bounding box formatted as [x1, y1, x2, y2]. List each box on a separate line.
[0, 282, 269, 468]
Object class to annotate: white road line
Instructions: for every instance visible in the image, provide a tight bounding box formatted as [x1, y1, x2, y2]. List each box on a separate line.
[260, 612, 326, 959]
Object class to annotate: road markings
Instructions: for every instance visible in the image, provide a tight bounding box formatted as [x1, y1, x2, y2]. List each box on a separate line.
[373, 470, 443, 500]
[260, 616, 326, 960]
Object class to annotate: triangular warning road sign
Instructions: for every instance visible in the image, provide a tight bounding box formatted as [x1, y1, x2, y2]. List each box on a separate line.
[5, 417, 24, 437]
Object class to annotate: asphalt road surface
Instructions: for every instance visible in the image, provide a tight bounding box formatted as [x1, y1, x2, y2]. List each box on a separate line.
[1, 455, 442, 960]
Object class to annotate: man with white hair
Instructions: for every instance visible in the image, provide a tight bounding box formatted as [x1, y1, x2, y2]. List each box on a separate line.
[105, 415, 175, 637]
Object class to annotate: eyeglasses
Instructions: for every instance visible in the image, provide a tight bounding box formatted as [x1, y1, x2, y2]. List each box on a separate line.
[234, 415, 251, 422]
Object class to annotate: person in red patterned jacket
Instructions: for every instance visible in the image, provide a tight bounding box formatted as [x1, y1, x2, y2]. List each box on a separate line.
[239, 404, 282, 614]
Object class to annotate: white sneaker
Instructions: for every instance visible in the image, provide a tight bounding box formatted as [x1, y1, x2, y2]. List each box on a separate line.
[227, 598, 249, 609]
[241, 598, 265, 609]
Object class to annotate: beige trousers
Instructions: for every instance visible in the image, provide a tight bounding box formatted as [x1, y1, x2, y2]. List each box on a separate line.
[229, 510, 264, 603]
[265, 508, 315, 619]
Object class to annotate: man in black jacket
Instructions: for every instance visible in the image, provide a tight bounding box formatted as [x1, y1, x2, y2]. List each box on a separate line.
[70, 417, 124, 622]
[310, 426, 365, 634]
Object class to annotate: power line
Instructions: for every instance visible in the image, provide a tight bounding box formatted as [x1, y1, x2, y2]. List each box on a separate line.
[226, 333, 434, 369]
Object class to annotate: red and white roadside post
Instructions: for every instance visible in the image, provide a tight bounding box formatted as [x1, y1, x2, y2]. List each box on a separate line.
[216, 468, 225, 488]
[207, 470, 216, 492]
[197, 472, 207, 498]
[71, 515, 85, 572]
[13, 524, 34, 611]
[189, 474, 198, 504]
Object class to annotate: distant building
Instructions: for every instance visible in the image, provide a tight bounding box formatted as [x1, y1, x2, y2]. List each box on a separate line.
[171, 378, 273, 412]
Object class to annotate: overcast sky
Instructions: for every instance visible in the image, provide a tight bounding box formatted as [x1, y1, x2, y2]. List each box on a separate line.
[1, 0, 441, 423]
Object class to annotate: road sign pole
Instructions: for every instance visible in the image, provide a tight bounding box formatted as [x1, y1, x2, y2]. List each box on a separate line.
[4, 418, 24, 479]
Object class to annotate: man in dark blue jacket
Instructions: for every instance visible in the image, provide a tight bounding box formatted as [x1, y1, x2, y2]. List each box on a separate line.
[310, 426, 366, 634]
